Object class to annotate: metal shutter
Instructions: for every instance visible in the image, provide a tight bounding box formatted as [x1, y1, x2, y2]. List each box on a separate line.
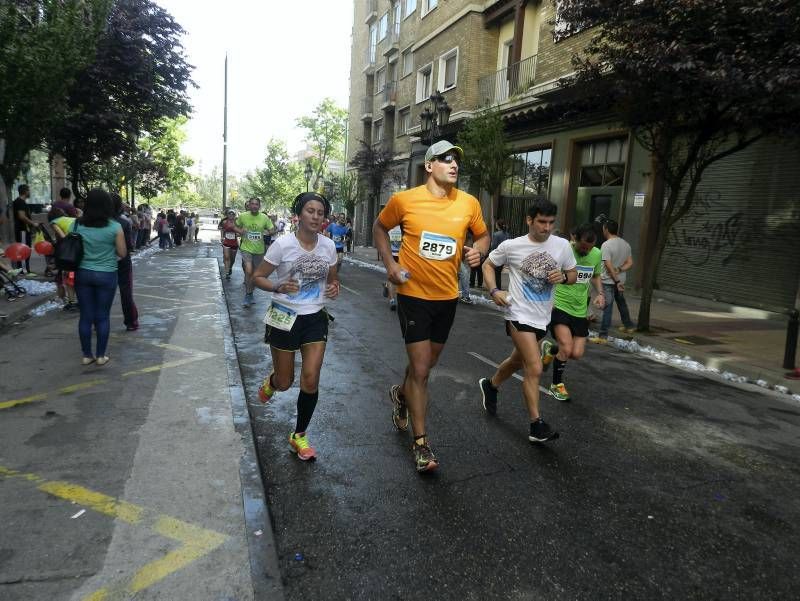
[658, 138, 800, 313]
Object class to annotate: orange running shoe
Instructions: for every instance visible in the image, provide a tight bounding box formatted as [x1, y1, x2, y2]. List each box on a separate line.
[289, 432, 317, 461]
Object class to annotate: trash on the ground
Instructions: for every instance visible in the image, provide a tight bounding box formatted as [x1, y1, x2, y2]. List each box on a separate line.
[29, 300, 63, 317]
[18, 280, 57, 296]
[294, 552, 304, 561]
[756, 379, 769, 388]
[131, 245, 161, 264]
[71, 509, 86, 519]
[647, 515, 654, 519]
[253, 529, 262, 536]
[342, 256, 386, 274]
[774, 385, 789, 394]
[792, 394, 800, 404]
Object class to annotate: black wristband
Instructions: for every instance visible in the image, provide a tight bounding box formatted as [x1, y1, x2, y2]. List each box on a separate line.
[562, 270, 569, 283]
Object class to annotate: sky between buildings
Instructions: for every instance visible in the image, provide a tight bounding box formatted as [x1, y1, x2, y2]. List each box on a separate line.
[156, 0, 353, 177]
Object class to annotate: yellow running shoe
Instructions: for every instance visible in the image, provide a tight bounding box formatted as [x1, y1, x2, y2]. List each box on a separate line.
[549, 383, 571, 402]
[289, 432, 317, 461]
[258, 373, 275, 403]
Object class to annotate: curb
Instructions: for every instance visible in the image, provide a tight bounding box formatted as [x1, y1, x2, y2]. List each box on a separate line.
[213, 257, 286, 600]
[0, 290, 59, 331]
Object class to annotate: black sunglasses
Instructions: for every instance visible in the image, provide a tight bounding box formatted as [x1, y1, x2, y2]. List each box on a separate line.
[434, 154, 459, 164]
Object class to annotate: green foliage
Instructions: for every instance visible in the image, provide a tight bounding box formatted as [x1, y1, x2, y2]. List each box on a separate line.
[557, 0, 800, 330]
[349, 139, 399, 205]
[296, 98, 347, 188]
[329, 171, 360, 217]
[0, 0, 111, 189]
[134, 117, 194, 199]
[457, 109, 510, 199]
[48, 0, 194, 197]
[242, 139, 304, 212]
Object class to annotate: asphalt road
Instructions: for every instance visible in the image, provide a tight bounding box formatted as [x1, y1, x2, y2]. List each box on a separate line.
[226, 253, 800, 601]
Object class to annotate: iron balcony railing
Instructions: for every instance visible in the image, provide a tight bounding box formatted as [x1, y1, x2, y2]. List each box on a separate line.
[478, 54, 539, 107]
[381, 81, 397, 105]
[389, 21, 400, 45]
[361, 96, 373, 118]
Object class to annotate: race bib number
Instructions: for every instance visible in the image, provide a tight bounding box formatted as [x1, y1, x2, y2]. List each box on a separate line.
[419, 231, 457, 261]
[389, 230, 402, 243]
[263, 301, 297, 332]
[575, 265, 594, 285]
[247, 231, 262, 242]
[224, 232, 236, 240]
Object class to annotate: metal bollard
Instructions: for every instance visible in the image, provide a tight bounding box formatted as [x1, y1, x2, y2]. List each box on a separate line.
[783, 309, 799, 369]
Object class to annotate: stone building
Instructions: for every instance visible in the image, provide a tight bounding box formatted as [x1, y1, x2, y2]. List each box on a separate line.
[347, 0, 800, 313]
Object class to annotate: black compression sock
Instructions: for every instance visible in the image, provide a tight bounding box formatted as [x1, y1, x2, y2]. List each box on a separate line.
[295, 389, 319, 434]
[553, 359, 566, 385]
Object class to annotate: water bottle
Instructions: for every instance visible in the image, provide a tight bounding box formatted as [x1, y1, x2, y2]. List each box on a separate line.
[399, 270, 411, 282]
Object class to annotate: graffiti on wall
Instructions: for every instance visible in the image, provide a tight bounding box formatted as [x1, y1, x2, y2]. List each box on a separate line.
[666, 190, 754, 267]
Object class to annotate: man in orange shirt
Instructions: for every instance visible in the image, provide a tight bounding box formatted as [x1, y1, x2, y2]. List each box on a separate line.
[373, 140, 490, 473]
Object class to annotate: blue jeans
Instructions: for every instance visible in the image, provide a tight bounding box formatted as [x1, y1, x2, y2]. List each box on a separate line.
[599, 283, 634, 337]
[75, 269, 118, 357]
[458, 262, 470, 298]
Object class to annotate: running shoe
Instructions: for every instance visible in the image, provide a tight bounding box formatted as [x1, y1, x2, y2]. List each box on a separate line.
[541, 339, 556, 370]
[389, 384, 408, 431]
[478, 377, 498, 415]
[258, 375, 275, 403]
[549, 383, 571, 402]
[242, 292, 253, 307]
[412, 441, 438, 473]
[459, 296, 473, 305]
[588, 336, 607, 344]
[289, 432, 317, 461]
[529, 418, 559, 443]
[618, 326, 636, 334]
[382, 283, 389, 298]
[389, 299, 397, 311]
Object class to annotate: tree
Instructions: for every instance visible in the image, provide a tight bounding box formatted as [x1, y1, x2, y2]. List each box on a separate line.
[330, 171, 360, 217]
[556, 0, 800, 331]
[296, 98, 347, 188]
[242, 139, 304, 212]
[48, 0, 193, 198]
[457, 108, 511, 226]
[133, 117, 194, 199]
[350, 139, 402, 244]
[0, 0, 110, 206]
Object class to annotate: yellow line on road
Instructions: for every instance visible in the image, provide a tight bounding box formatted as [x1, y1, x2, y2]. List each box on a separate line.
[121, 353, 214, 377]
[0, 379, 107, 410]
[0, 465, 229, 599]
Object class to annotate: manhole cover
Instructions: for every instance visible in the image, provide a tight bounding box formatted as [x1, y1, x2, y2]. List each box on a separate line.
[672, 335, 722, 346]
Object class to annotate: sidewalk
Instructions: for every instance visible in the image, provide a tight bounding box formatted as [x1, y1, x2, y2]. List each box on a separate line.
[345, 245, 800, 397]
[0, 241, 280, 600]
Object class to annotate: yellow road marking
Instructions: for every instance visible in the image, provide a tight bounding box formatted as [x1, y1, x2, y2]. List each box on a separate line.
[674, 338, 696, 345]
[0, 466, 228, 599]
[0, 379, 107, 410]
[121, 353, 214, 377]
[0, 392, 47, 410]
[39, 481, 144, 524]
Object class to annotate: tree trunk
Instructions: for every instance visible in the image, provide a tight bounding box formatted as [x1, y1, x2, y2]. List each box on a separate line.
[637, 190, 676, 332]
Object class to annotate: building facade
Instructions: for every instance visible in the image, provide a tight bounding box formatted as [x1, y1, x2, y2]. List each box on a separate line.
[346, 0, 800, 313]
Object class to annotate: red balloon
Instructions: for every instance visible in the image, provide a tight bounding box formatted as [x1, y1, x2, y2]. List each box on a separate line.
[34, 240, 55, 256]
[4, 242, 32, 262]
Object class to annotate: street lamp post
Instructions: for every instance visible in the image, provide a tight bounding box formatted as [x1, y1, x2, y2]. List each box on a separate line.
[418, 90, 452, 144]
[304, 160, 313, 192]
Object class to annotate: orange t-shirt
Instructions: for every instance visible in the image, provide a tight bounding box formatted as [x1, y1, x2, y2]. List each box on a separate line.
[378, 185, 488, 301]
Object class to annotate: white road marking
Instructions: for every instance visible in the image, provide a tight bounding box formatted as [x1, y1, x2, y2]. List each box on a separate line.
[340, 284, 361, 296]
[468, 351, 553, 396]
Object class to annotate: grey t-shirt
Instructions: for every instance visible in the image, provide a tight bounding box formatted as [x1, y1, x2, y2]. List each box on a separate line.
[600, 236, 632, 284]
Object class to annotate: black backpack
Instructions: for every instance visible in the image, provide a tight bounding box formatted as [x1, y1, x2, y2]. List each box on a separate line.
[55, 222, 84, 271]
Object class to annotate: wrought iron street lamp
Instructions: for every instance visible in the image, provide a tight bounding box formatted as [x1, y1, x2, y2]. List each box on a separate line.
[304, 159, 313, 192]
[418, 90, 451, 144]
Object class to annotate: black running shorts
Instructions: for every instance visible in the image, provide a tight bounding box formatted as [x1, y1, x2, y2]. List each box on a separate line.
[550, 307, 589, 338]
[264, 309, 328, 352]
[396, 294, 458, 345]
[505, 320, 546, 340]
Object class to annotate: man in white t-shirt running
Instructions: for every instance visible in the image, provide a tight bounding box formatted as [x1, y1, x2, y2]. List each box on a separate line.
[478, 200, 577, 443]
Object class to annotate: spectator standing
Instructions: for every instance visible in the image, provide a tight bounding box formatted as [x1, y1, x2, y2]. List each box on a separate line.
[53, 187, 78, 218]
[489, 219, 510, 290]
[74, 189, 127, 366]
[598, 219, 636, 338]
[12, 184, 36, 273]
[113, 194, 139, 331]
[157, 212, 172, 249]
[345, 217, 353, 253]
[49, 206, 78, 310]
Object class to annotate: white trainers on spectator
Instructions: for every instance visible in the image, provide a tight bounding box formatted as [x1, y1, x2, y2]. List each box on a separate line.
[96, 356, 110, 366]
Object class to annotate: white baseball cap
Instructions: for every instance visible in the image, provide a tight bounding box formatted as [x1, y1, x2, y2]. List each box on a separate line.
[424, 140, 464, 163]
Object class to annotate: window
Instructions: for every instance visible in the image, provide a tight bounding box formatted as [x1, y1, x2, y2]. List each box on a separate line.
[437, 48, 458, 91]
[422, 0, 437, 17]
[416, 62, 433, 103]
[502, 148, 552, 196]
[404, 0, 417, 19]
[375, 67, 386, 94]
[392, 2, 401, 28]
[368, 24, 377, 63]
[378, 12, 388, 41]
[401, 48, 413, 77]
[398, 107, 411, 135]
[578, 138, 628, 187]
[374, 119, 384, 143]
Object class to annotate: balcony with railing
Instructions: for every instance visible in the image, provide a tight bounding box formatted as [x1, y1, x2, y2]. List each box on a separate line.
[383, 21, 401, 56]
[361, 96, 373, 121]
[478, 54, 539, 107]
[363, 44, 376, 73]
[380, 81, 397, 111]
